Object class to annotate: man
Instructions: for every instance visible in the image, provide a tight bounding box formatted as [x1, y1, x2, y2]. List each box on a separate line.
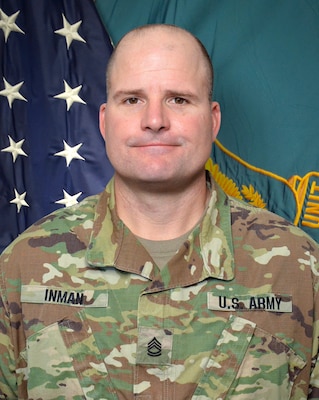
[0, 24, 319, 399]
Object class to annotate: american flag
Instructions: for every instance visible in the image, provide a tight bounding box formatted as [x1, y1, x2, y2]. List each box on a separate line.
[0, 0, 114, 253]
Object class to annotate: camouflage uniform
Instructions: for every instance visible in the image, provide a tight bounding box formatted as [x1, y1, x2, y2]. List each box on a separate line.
[1, 173, 319, 399]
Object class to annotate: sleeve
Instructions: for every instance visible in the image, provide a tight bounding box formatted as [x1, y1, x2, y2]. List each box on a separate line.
[308, 262, 319, 399]
[0, 265, 18, 399]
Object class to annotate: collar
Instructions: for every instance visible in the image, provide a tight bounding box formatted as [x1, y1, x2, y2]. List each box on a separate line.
[86, 173, 234, 284]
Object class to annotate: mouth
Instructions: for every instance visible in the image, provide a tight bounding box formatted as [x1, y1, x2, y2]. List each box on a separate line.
[127, 136, 184, 152]
[129, 138, 183, 147]
[131, 143, 180, 154]
[133, 143, 180, 147]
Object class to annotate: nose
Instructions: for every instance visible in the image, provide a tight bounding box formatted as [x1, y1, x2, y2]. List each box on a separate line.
[140, 99, 170, 133]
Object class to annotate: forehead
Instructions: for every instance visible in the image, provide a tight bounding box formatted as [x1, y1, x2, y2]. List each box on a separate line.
[118, 28, 197, 52]
[110, 29, 206, 81]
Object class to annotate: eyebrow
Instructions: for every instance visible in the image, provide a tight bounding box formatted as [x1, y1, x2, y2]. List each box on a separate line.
[112, 89, 144, 101]
[165, 90, 199, 100]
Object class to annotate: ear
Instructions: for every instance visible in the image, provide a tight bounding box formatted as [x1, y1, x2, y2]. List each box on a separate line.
[99, 103, 107, 140]
[211, 101, 221, 142]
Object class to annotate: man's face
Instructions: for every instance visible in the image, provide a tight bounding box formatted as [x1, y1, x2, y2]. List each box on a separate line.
[100, 29, 221, 191]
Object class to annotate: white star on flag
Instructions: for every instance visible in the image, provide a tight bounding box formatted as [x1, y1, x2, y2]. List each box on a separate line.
[0, 9, 24, 42]
[54, 80, 86, 111]
[54, 140, 85, 166]
[55, 190, 82, 207]
[54, 14, 86, 49]
[10, 189, 29, 213]
[0, 78, 27, 108]
[1, 135, 28, 162]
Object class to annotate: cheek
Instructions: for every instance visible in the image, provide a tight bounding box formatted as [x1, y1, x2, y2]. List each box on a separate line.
[103, 114, 122, 145]
[105, 135, 120, 155]
[182, 115, 213, 143]
[103, 128, 130, 165]
[104, 110, 132, 138]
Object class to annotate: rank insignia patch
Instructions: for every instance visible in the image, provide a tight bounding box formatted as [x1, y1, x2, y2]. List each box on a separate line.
[136, 327, 173, 365]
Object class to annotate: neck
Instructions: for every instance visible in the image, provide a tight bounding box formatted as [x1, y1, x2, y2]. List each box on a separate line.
[114, 173, 209, 240]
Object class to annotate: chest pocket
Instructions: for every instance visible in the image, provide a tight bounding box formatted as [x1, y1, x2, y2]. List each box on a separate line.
[20, 285, 113, 399]
[22, 282, 142, 400]
[26, 320, 85, 399]
[25, 310, 117, 400]
[192, 315, 306, 400]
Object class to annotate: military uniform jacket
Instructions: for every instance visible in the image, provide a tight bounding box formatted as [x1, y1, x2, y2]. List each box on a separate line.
[1, 175, 319, 399]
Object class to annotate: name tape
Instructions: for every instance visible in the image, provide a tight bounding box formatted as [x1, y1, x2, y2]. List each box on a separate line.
[21, 285, 108, 307]
[208, 293, 292, 313]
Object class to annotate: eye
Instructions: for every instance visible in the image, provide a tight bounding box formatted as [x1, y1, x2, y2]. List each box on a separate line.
[171, 97, 188, 105]
[124, 97, 140, 105]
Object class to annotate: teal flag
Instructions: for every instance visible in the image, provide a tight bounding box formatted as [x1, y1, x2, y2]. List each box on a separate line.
[96, 0, 319, 241]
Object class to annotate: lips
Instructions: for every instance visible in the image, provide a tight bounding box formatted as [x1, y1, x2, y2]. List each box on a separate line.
[132, 143, 180, 147]
[127, 137, 184, 148]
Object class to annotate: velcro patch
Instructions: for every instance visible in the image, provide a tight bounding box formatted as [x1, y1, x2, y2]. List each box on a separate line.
[21, 285, 108, 307]
[208, 293, 292, 313]
[136, 327, 173, 365]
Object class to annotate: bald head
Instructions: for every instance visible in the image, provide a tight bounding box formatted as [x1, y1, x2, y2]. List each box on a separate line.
[106, 24, 214, 100]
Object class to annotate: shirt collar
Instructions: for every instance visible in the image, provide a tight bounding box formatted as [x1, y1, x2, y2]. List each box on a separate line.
[86, 173, 234, 283]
